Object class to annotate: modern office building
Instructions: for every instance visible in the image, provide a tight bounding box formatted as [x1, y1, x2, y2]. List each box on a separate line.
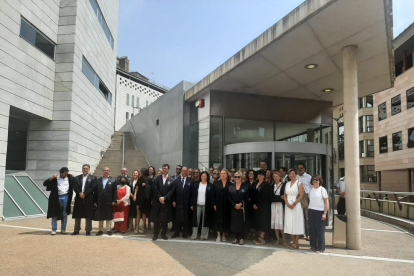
[0, 0, 119, 218]
[114, 56, 168, 131]
[373, 24, 414, 192]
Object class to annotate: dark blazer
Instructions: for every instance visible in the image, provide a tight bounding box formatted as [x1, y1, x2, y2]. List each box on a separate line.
[89, 176, 117, 221]
[172, 176, 193, 223]
[43, 175, 77, 219]
[212, 180, 232, 231]
[227, 182, 250, 233]
[191, 182, 214, 228]
[270, 182, 286, 208]
[72, 174, 96, 219]
[150, 175, 176, 223]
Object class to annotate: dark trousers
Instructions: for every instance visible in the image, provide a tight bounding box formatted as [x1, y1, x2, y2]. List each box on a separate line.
[154, 222, 168, 236]
[174, 220, 189, 236]
[308, 209, 326, 251]
[171, 208, 176, 231]
[74, 218, 92, 232]
[337, 197, 346, 215]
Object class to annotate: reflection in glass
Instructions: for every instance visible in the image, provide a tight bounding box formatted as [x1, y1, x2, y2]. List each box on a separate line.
[360, 165, 377, 183]
[275, 122, 324, 143]
[190, 123, 199, 169]
[378, 102, 387, 121]
[392, 131, 402, 151]
[226, 152, 271, 171]
[224, 119, 273, 145]
[391, 95, 401, 116]
[407, 87, 414, 110]
[379, 136, 388, 154]
[20, 19, 55, 59]
[210, 117, 223, 168]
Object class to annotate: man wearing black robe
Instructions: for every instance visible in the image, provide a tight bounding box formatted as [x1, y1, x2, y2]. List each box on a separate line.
[150, 164, 176, 240]
[72, 164, 96, 236]
[171, 167, 193, 239]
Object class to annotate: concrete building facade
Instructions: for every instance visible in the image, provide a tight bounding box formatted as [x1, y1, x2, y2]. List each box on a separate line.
[0, 0, 119, 216]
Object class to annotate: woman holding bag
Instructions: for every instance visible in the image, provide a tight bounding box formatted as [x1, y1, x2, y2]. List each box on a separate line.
[113, 177, 131, 234]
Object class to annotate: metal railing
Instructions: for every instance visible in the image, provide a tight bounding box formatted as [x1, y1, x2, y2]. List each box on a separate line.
[360, 190, 414, 211]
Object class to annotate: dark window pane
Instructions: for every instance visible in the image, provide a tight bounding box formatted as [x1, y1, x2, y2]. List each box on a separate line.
[392, 131, 402, 151]
[210, 117, 223, 168]
[366, 96, 373, 107]
[366, 115, 374, 132]
[408, 127, 414, 148]
[99, 81, 111, 104]
[82, 58, 97, 87]
[35, 33, 54, 59]
[89, 0, 98, 14]
[338, 123, 344, 160]
[391, 95, 401, 115]
[379, 136, 388, 154]
[20, 20, 36, 44]
[378, 102, 387, 121]
[407, 87, 414, 110]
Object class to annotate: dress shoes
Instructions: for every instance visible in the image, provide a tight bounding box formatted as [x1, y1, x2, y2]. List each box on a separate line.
[152, 235, 158, 241]
[161, 235, 168, 240]
[86, 231, 91, 236]
[96, 231, 104, 236]
[107, 231, 113, 236]
[171, 233, 179, 239]
[71, 231, 79, 236]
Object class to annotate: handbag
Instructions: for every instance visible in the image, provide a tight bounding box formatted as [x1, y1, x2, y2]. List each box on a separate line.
[296, 181, 309, 209]
[113, 211, 124, 222]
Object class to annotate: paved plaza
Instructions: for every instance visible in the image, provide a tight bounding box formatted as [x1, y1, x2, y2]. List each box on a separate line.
[0, 216, 413, 276]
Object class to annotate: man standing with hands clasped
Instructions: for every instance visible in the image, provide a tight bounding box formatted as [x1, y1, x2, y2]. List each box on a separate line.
[72, 164, 96, 236]
[296, 163, 312, 241]
[43, 167, 77, 235]
[150, 164, 176, 241]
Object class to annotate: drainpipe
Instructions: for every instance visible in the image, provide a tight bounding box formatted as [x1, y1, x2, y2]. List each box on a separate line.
[122, 133, 125, 168]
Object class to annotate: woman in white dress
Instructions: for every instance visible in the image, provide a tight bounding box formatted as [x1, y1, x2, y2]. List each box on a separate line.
[270, 171, 287, 246]
[284, 169, 305, 250]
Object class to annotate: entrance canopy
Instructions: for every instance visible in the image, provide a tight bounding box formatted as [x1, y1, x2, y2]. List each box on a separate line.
[184, 0, 394, 106]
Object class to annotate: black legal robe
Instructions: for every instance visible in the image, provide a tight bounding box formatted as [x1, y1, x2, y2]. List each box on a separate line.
[150, 175, 176, 223]
[191, 182, 214, 228]
[227, 182, 250, 234]
[43, 175, 77, 219]
[252, 181, 272, 232]
[72, 174, 96, 219]
[90, 177, 117, 221]
[212, 180, 232, 232]
[172, 176, 193, 223]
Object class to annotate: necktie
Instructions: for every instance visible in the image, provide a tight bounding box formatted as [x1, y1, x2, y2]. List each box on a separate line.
[182, 178, 185, 188]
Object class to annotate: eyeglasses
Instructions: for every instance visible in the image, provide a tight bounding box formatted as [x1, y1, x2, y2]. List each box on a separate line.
[176, 168, 182, 170]
[312, 179, 320, 182]
[234, 176, 241, 179]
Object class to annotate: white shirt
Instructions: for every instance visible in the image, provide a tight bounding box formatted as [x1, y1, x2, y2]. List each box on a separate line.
[337, 177, 346, 192]
[297, 173, 312, 194]
[308, 186, 328, 211]
[197, 183, 207, 205]
[163, 174, 168, 185]
[57, 175, 69, 195]
[117, 185, 131, 206]
[82, 175, 88, 192]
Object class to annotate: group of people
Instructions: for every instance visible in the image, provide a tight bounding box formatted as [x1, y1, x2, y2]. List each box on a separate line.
[44, 161, 329, 253]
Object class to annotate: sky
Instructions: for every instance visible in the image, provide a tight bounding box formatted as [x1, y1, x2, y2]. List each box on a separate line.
[117, 0, 414, 89]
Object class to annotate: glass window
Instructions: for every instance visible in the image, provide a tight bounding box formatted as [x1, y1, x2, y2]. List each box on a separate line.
[146, 100, 149, 107]
[360, 165, 377, 183]
[392, 131, 402, 151]
[20, 18, 55, 59]
[131, 95, 135, 107]
[407, 87, 414, 110]
[408, 127, 414, 148]
[225, 119, 273, 145]
[126, 112, 129, 120]
[275, 122, 322, 143]
[82, 57, 111, 104]
[338, 122, 344, 160]
[226, 152, 271, 171]
[360, 140, 374, 157]
[360, 115, 374, 133]
[126, 94, 129, 106]
[391, 95, 401, 115]
[378, 102, 387, 121]
[136, 97, 139, 108]
[325, 133, 329, 145]
[88, 0, 114, 49]
[98, 81, 111, 104]
[189, 123, 199, 168]
[210, 117, 223, 168]
[379, 136, 388, 154]
[359, 95, 373, 108]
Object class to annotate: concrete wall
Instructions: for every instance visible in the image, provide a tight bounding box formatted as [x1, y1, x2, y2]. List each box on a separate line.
[124, 81, 193, 169]
[374, 67, 414, 174]
[115, 74, 164, 130]
[26, 0, 119, 185]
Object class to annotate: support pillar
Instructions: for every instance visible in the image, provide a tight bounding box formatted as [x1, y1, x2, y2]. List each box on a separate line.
[342, 45, 362, 250]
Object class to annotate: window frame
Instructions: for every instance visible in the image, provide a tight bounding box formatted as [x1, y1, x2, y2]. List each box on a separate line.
[391, 95, 401, 116]
[407, 87, 414, 110]
[379, 136, 388, 154]
[88, 0, 114, 49]
[408, 127, 414, 148]
[82, 56, 112, 105]
[378, 102, 387, 121]
[392, 131, 403, 151]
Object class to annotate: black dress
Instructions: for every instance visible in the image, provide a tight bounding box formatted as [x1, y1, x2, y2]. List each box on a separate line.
[227, 182, 250, 235]
[137, 177, 151, 215]
[212, 180, 232, 233]
[243, 181, 256, 230]
[252, 181, 272, 233]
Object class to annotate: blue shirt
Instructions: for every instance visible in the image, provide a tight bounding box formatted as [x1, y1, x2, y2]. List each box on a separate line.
[103, 177, 109, 189]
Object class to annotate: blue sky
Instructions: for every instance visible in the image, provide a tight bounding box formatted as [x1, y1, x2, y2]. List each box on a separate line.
[117, 0, 414, 88]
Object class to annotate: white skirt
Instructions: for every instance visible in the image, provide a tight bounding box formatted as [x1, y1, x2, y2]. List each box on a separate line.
[284, 202, 304, 235]
[271, 202, 284, 230]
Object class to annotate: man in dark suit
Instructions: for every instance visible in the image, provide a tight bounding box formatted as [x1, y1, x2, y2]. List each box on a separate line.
[171, 167, 193, 239]
[43, 167, 77, 235]
[72, 164, 96, 236]
[150, 164, 176, 240]
[88, 167, 117, 236]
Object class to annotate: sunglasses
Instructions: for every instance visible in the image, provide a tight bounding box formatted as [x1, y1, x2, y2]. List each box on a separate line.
[312, 179, 320, 182]
[234, 176, 241, 179]
[213, 173, 218, 175]
[176, 168, 182, 170]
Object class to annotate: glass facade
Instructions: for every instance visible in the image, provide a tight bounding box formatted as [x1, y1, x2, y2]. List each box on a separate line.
[392, 131, 402, 151]
[226, 152, 271, 171]
[275, 122, 328, 144]
[210, 117, 223, 168]
[391, 95, 401, 116]
[189, 123, 199, 169]
[360, 165, 377, 183]
[275, 154, 322, 176]
[224, 118, 273, 145]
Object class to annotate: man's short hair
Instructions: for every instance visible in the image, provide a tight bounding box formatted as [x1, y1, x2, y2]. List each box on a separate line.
[260, 161, 267, 165]
[59, 167, 69, 173]
[162, 164, 170, 169]
[297, 163, 306, 170]
[176, 165, 182, 169]
[82, 164, 90, 169]
[280, 167, 288, 173]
